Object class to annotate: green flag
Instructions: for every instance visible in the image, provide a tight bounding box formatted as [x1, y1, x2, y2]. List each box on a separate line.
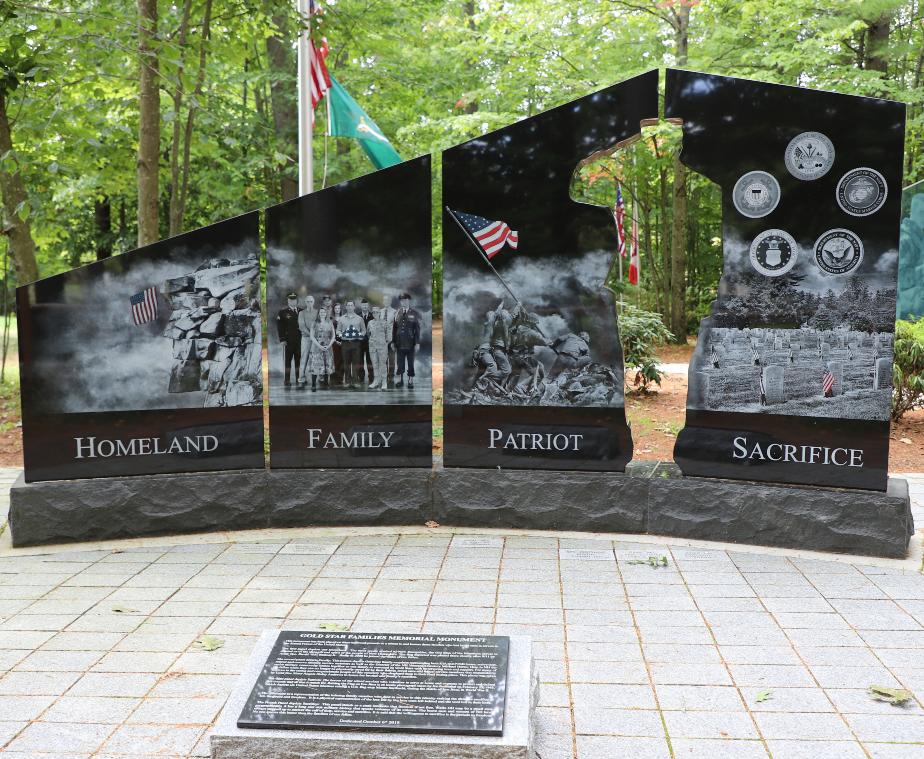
[327, 75, 402, 170]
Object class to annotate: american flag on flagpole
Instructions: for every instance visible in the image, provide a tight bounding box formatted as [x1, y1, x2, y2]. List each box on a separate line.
[823, 370, 835, 396]
[449, 209, 519, 260]
[130, 287, 158, 326]
[613, 184, 627, 259]
[309, 38, 331, 126]
[308, 0, 322, 14]
[628, 207, 640, 285]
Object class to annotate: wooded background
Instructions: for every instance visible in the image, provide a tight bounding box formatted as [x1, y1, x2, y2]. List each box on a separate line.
[1, 0, 922, 340]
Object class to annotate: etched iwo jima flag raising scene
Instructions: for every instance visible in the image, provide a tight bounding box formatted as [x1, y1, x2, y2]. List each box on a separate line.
[2, 2, 924, 759]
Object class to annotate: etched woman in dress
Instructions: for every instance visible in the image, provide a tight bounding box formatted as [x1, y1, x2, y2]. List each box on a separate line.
[308, 307, 336, 391]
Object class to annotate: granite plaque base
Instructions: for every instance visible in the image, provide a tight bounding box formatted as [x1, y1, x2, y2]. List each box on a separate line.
[211, 631, 536, 759]
[7, 463, 914, 558]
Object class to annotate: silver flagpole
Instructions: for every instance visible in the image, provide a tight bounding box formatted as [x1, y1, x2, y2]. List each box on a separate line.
[296, 0, 313, 195]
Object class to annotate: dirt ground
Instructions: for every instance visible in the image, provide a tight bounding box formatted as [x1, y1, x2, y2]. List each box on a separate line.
[1, 331, 919, 471]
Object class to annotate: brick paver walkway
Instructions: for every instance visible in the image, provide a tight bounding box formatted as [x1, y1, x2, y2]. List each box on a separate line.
[0, 473, 922, 758]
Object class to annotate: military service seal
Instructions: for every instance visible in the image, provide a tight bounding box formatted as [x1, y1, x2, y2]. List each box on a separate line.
[814, 229, 864, 275]
[836, 167, 887, 217]
[749, 229, 798, 277]
[733, 171, 780, 218]
[784, 131, 835, 180]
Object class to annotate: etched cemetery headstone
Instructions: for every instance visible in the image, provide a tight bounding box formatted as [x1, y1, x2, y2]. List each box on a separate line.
[237, 631, 509, 735]
[668, 69, 905, 491]
[874, 357, 892, 391]
[264, 158, 432, 468]
[17, 213, 264, 482]
[441, 70, 659, 470]
[763, 366, 785, 405]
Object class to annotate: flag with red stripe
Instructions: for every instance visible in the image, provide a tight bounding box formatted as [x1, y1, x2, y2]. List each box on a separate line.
[449, 209, 519, 260]
[309, 38, 331, 125]
[130, 287, 158, 326]
[627, 207, 640, 285]
[613, 183, 626, 259]
[823, 370, 835, 396]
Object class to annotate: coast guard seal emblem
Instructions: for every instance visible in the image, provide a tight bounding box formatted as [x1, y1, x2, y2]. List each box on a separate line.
[749, 229, 798, 277]
[733, 171, 780, 218]
[814, 229, 864, 275]
[784, 131, 835, 180]
[836, 168, 887, 217]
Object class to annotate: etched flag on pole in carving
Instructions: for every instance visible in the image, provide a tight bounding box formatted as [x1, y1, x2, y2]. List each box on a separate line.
[449, 209, 519, 260]
[613, 184, 627, 259]
[130, 287, 158, 326]
[823, 370, 835, 397]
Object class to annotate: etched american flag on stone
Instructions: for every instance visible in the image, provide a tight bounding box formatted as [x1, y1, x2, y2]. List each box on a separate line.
[450, 209, 519, 259]
[130, 287, 158, 326]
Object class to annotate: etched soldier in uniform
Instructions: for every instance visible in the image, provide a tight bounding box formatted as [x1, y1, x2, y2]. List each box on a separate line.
[473, 308, 512, 387]
[392, 293, 421, 389]
[359, 298, 375, 383]
[367, 305, 391, 391]
[276, 292, 302, 386]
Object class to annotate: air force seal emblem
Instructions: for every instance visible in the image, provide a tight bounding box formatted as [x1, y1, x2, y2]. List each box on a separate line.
[749, 229, 798, 277]
[836, 168, 887, 217]
[814, 229, 864, 275]
[733, 171, 780, 218]
[784, 131, 835, 180]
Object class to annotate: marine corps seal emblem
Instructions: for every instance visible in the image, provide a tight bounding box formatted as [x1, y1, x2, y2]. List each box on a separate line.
[836, 168, 887, 217]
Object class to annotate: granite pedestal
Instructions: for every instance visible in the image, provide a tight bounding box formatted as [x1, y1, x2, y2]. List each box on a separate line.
[8, 463, 914, 558]
[210, 631, 536, 759]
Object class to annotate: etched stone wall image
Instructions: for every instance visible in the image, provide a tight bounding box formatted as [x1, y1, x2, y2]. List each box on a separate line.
[162, 255, 262, 407]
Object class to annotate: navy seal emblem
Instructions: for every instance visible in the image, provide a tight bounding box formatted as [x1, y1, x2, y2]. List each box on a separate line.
[749, 229, 798, 277]
[836, 168, 887, 217]
[784, 131, 835, 180]
[733, 171, 780, 218]
[814, 229, 864, 275]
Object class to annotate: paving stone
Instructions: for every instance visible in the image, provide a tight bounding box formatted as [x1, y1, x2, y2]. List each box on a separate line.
[670, 738, 769, 758]
[5, 721, 114, 754]
[663, 710, 759, 739]
[766, 740, 867, 759]
[575, 735, 671, 759]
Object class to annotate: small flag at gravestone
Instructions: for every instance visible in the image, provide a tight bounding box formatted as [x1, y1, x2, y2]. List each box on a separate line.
[759, 371, 767, 406]
[130, 287, 158, 326]
[823, 370, 835, 397]
[752, 347, 760, 366]
[710, 345, 719, 368]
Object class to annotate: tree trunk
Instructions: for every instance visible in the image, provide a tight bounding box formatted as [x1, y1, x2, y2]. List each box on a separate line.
[668, 1, 690, 342]
[174, 0, 213, 232]
[137, 0, 160, 247]
[95, 197, 113, 260]
[266, 7, 298, 201]
[168, 0, 193, 237]
[670, 152, 688, 342]
[0, 91, 39, 284]
[865, 12, 891, 74]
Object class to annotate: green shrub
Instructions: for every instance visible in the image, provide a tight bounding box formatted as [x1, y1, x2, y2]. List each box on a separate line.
[892, 317, 924, 421]
[619, 304, 674, 393]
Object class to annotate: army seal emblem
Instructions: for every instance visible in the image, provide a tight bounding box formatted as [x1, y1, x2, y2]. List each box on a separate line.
[732, 171, 780, 218]
[836, 168, 887, 217]
[749, 229, 798, 277]
[814, 229, 864, 275]
[784, 131, 835, 180]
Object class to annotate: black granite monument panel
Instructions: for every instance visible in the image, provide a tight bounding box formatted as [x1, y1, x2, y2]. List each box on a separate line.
[266, 157, 433, 468]
[666, 69, 906, 491]
[237, 631, 509, 735]
[441, 70, 659, 471]
[17, 213, 264, 482]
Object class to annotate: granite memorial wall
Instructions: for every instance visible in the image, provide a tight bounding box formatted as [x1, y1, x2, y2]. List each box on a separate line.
[667, 69, 906, 492]
[17, 213, 265, 482]
[265, 157, 433, 468]
[440, 70, 659, 471]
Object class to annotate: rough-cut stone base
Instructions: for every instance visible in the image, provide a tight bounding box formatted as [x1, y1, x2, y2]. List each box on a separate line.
[210, 631, 536, 759]
[8, 463, 914, 558]
[8, 469, 268, 547]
